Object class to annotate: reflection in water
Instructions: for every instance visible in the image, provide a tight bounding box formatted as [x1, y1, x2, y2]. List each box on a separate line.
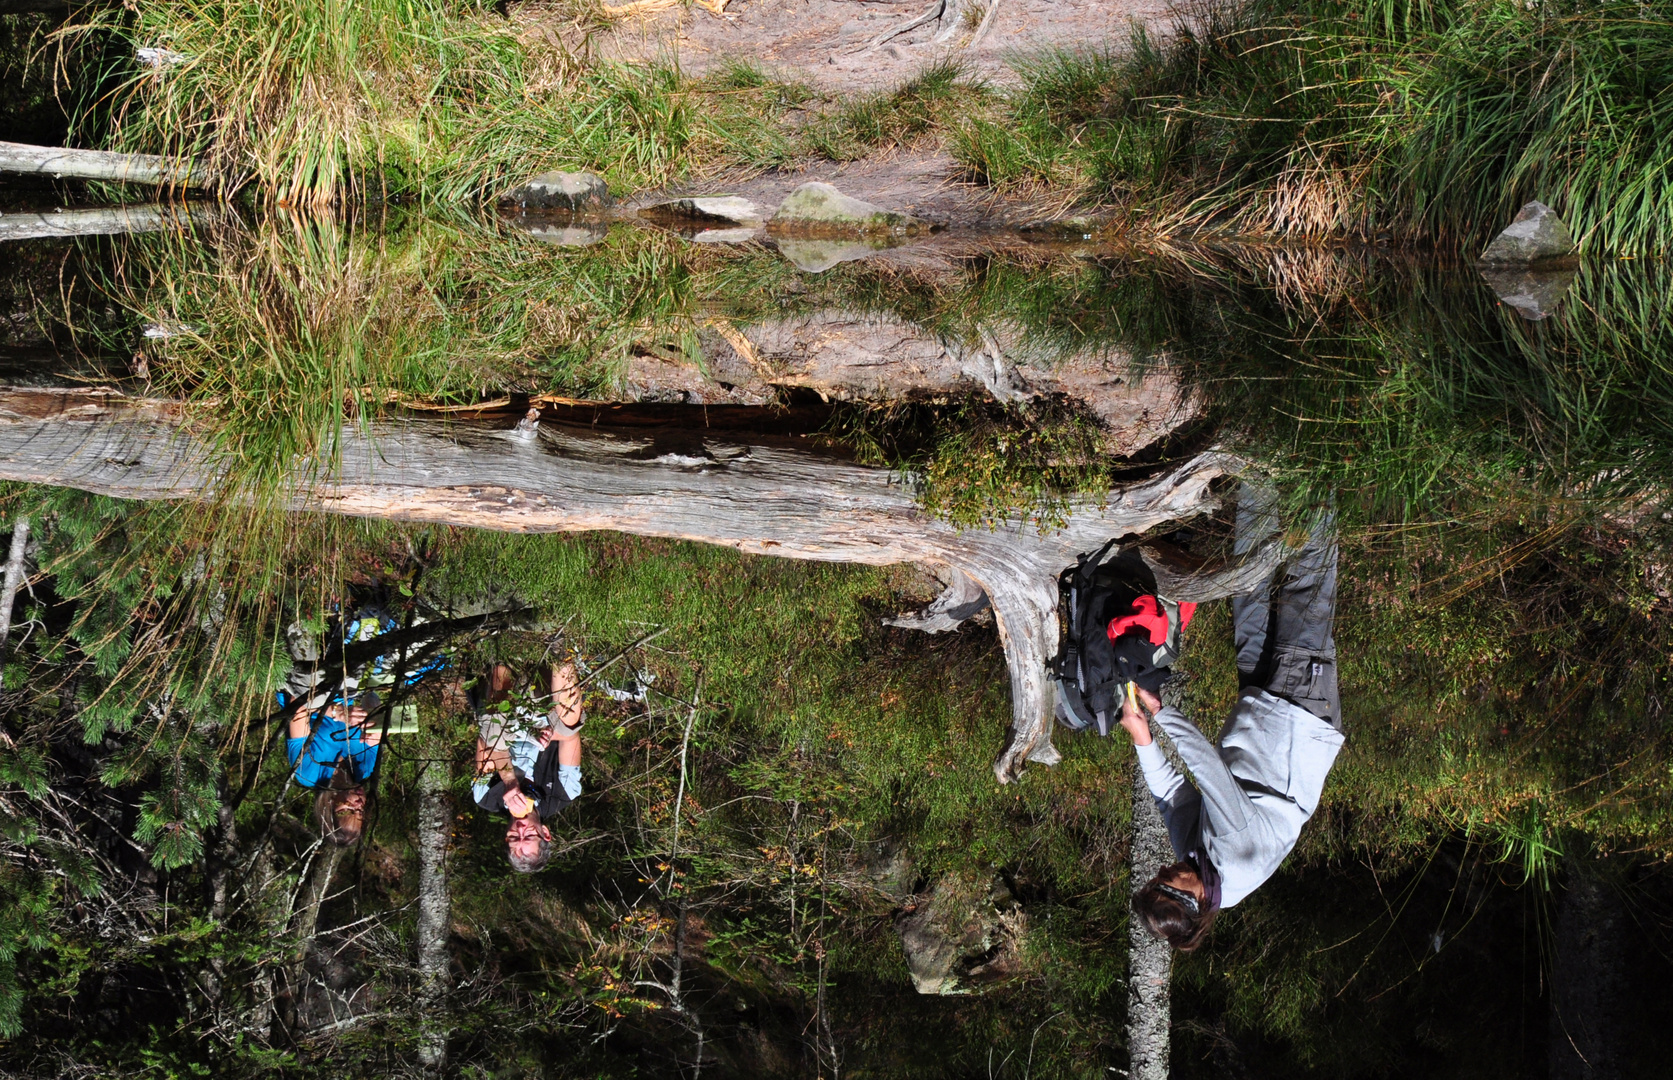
[1476, 263, 1579, 320]
[1, 214, 1672, 1076]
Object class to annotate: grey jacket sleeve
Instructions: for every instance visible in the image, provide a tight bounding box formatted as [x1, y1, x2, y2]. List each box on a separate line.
[1151, 705, 1251, 834]
[1134, 740, 1203, 861]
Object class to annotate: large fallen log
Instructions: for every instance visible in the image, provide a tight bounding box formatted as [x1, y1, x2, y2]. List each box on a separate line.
[0, 386, 1273, 781]
[0, 141, 214, 189]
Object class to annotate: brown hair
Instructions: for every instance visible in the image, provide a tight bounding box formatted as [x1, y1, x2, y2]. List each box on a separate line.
[1133, 871, 1218, 952]
[312, 767, 367, 848]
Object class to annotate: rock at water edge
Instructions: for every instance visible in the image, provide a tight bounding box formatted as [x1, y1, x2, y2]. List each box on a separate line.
[500, 171, 612, 212]
[643, 196, 762, 226]
[1479, 200, 1575, 264]
[768, 182, 924, 235]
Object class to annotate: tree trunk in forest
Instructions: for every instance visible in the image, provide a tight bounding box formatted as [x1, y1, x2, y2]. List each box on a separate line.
[1549, 862, 1626, 1080]
[415, 758, 452, 1072]
[1126, 717, 1174, 1079]
[0, 516, 29, 676]
[201, 792, 239, 1009]
[0, 387, 1283, 782]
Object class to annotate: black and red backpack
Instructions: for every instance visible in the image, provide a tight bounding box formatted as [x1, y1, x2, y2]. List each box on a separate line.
[1051, 540, 1196, 737]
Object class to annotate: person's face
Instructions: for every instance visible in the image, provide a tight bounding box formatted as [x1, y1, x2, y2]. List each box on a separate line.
[505, 815, 552, 862]
[1152, 860, 1204, 899]
[334, 788, 366, 830]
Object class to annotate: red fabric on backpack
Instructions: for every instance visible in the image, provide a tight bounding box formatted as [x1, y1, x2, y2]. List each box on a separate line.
[1107, 595, 1197, 644]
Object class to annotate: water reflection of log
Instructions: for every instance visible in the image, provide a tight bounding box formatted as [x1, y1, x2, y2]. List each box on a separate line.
[0, 387, 1280, 780]
[0, 202, 229, 242]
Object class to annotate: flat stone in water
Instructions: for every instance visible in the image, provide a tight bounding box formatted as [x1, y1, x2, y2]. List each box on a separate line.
[1480, 200, 1575, 264]
[500, 171, 612, 212]
[643, 196, 762, 226]
[768, 181, 924, 235]
[1478, 265, 1578, 320]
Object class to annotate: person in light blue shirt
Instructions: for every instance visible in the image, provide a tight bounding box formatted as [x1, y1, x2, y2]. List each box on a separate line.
[1122, 498, 1344, 950]
[471, 662, 584, 873]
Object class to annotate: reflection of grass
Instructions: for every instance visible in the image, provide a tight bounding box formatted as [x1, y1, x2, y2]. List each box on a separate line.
[955, 0, 1673, 253]
[89, 215, 1673, 537]
[51, 0, 987, 207]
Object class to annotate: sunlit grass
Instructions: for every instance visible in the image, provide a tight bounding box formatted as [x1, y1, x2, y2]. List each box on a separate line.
[954, 0, 1673, 254]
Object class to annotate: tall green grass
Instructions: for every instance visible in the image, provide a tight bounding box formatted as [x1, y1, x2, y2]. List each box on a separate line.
[955, 0, 1673, 253]
[59, 0, 806, 205]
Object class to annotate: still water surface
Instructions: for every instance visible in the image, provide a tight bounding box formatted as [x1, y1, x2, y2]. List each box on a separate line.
[0, 208, 1669, 1078]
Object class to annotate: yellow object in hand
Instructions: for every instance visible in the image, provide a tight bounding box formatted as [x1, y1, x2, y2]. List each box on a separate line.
[1126, 681, 1138, 712]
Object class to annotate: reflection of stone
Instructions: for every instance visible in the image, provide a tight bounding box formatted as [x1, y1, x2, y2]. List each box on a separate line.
[499, 170, 612, 212]
[1480, 200, 1575, 264]
[1478, 265, 1578, 321]
[773, 238, 894, 273]
[509, 219, 609, 247]
[692, 227, 762, 244]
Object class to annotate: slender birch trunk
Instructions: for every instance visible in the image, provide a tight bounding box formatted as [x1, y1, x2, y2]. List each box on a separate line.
[0, 516, 30, 669]
[1126, 751, 1173, 1080]
[415, 757, 452, 1071]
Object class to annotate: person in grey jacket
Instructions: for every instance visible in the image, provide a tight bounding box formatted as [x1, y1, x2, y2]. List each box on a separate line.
[1121, 503, 1345, 950]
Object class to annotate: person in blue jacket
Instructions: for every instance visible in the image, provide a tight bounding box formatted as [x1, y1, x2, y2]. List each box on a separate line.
[287, 692, 382, 846]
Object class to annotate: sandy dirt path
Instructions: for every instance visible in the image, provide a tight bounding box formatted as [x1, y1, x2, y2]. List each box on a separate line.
[590, 0, 1169, 94]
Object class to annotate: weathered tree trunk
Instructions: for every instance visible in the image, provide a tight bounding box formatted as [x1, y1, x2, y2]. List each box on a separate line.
[1126, 716, 1174, 1080]
[0, 386, 1276, 781]
[415, 758, 452, 1072]
[0, 141, 212, 188]
[1549, 862, 1626, 1080]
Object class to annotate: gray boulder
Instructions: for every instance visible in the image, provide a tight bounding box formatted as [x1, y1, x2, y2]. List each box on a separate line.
[768, 182, 925, 235]
[1479, 200, 1575, 264]
[500, 171, 612, 212]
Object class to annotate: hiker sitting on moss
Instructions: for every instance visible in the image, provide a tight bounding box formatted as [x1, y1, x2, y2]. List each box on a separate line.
[1123, 501, 1345, 951]
[288, 693, 381, 847]
[470, 661, 584, 874]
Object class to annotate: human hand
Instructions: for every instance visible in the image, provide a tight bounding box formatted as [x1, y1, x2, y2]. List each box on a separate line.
[501, 787, 535, 819]
[1119, 684, 1161, 746]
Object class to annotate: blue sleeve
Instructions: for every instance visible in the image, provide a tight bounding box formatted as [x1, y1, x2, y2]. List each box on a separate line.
[291, 749, 327, 788]
[286, 737, 306, 767]
[350, 739, 380, 783]
[290, 716, 346, 788]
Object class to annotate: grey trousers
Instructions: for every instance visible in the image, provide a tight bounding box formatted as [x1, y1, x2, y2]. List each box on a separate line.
[1230, 488, 1342, 732]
